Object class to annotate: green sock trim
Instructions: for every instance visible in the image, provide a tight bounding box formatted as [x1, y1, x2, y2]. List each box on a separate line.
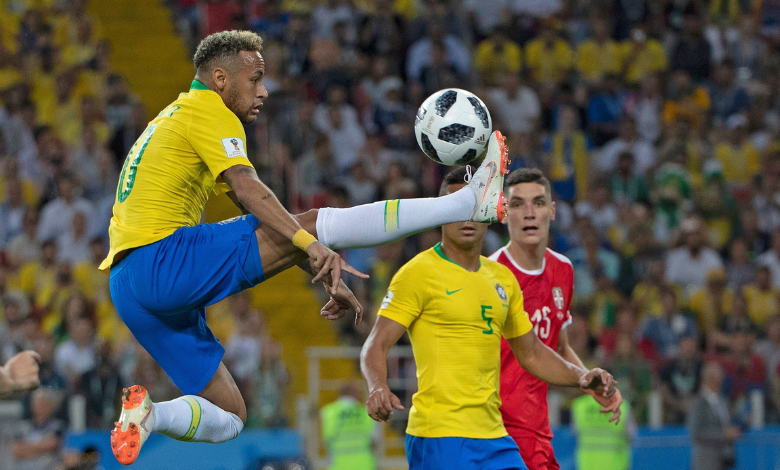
[179, 397, 202, 441]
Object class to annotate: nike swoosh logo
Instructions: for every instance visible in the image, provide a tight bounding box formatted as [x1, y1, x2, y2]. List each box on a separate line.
[481, 161, 497, 203]
[140, 407, 152, 433]
[446, 288, 463, 295]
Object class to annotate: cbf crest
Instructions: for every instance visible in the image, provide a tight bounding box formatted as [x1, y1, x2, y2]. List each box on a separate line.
[552, 287, 564, 310]
[495, 283, 507, 302]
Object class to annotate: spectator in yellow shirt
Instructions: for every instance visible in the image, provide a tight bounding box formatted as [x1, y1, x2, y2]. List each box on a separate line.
[620, 27, 667, 84]
[631, 259, 666, 319]
[663, 70, 710, 131]
[474, 26, 521, 86]
[74, 238, 109, 304]
[18, 239, 57, 300]
[689, 268, 734, 334]
[714, 114, 760, 188]
[576, 17, 621, 83]
[743, 266, 780, 328]
[525, 19, 572, 84]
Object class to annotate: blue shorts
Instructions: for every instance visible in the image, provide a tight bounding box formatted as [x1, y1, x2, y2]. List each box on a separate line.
[109, 215, 265, 395]
[406, 435, 528, 470]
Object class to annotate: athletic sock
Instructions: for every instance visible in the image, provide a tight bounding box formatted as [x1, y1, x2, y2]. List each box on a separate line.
[152, 396, 243, 443]
[315, 187, 475, 249]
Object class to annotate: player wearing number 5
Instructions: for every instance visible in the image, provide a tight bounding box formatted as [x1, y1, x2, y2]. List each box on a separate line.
[361, 167, 618, 470]
[490, 169, 623, 470]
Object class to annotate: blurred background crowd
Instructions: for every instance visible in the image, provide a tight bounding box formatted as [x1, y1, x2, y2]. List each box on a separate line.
[2, 0, 780, 467]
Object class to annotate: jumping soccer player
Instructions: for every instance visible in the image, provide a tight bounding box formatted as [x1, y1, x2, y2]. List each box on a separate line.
[105, 31, 509, 465]
[490, 168, 623, 470]
[360, 167, 616, 470]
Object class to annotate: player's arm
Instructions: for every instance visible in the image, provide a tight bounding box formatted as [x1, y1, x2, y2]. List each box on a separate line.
[221, 164, 367, 291]
[507, 331, 617, 397]
[360, 316, 406, 422]
[556, 327, 586, 368]
[0, 351, 41, 397]
[225, 190, 248, 215]
[558, 328, 623, 423]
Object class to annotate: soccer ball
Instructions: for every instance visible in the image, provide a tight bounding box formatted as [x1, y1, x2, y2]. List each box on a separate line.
[414, 88, 492, 165]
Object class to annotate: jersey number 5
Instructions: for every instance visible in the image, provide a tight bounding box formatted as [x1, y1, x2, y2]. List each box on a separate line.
[481, 305, 493, 335]
[117, 124, 157, 202]
[530, 306, 551, 339]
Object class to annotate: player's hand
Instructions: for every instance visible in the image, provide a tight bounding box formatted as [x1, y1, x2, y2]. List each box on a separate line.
[306, 241, 368, 292]
[0, 351, 41, 395]
[367, 386, 404, 422]
[583, 387, 623, 424]
[322, 280, 364, 325]
[578, 368, 617, 399]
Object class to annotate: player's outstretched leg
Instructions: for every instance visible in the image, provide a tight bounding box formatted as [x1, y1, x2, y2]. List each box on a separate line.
[314, 130, 509, 249]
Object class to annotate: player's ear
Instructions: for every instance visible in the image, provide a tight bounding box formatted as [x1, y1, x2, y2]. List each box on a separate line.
[212, 66, 228, 91]
[550, 200, 556, 221]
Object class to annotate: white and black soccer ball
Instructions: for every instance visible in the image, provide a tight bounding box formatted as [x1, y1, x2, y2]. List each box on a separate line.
[414, 88, 492, 165]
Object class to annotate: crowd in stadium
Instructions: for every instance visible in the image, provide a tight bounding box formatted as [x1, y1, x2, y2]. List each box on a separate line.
[2, 0, 780, 466]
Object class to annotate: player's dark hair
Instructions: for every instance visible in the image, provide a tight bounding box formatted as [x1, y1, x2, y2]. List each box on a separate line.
[193, 30, 264, 73]
[504, 168, 552, 197]
[439, 165, 472, 196]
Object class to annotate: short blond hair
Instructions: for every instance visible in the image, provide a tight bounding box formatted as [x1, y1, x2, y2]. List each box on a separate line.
[193, 30, 264, 72]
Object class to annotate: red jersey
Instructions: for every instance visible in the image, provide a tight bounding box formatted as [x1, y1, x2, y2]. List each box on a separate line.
[489, 246, 574, 440]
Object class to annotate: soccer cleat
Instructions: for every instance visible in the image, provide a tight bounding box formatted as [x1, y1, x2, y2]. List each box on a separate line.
[467, 130, 510, 223]
[111, 385, 155, 466]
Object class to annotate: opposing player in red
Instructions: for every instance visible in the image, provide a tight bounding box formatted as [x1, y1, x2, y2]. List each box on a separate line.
[490, 168, 623, 470]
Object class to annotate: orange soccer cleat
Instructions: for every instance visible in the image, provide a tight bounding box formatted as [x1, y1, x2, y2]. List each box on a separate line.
[468, 130, 511, 223]
[110, 385, 155, 466]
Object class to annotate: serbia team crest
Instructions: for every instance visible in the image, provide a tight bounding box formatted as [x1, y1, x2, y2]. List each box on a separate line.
[552, 287, 564, 310]
[495, 283, 507, 302]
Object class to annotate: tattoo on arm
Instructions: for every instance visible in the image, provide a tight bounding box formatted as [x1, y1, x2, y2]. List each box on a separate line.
[222, 165, 257, 189]
[260, 194, 272, 200]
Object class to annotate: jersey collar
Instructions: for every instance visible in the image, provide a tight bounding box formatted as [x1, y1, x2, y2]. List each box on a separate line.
[190, 80, 210, 91]
[501, 244, 545, 275]
[433, 242, 481, 271]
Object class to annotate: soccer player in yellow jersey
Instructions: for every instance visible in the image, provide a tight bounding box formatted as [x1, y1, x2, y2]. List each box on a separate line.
[360, 167, 617, 470]
[105, 31, 511, 465]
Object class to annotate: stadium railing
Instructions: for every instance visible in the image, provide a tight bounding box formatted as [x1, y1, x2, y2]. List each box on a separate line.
[302, 346, 773, 470]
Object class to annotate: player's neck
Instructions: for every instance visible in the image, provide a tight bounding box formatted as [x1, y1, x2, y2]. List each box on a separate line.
[507, 240, 547, 271]
[439, 240, 481, 272]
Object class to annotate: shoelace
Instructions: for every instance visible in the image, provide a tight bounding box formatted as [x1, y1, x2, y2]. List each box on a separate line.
[463, 165, 472, 183]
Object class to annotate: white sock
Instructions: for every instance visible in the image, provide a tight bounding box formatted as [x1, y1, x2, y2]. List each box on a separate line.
[152, 396, 243, 443]
[316, 187, 475, 249]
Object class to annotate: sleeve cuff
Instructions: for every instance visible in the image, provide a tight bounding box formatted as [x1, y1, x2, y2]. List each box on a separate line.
[378, 309, 416, 328]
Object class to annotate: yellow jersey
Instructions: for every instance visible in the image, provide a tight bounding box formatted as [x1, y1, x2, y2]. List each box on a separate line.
[99, 80, 254, 272]
[378, 243, 532, 439]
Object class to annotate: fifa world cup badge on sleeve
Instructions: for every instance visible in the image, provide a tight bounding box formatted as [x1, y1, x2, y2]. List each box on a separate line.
[221, 137, 247, 158]
[380, 290, 394, 309]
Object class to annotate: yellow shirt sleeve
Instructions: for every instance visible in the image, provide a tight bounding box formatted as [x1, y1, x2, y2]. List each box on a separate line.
[746, 144, 760, 177]
[650, 41, 668, 71]
[502, 276, 533, 340]
[187, 102, 254, 180]
[576, 42, 596, 78]
[557, 41, 573, 69]
[475, 41, 494, 74]
[377, 262, 426, 328]
[525, 41, 541, 80]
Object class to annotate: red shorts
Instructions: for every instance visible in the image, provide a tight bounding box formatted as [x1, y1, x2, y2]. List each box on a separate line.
[512, 435, 559, 470]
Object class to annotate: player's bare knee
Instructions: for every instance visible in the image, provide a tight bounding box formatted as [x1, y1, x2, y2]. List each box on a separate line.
[235, 398, 247, 425]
